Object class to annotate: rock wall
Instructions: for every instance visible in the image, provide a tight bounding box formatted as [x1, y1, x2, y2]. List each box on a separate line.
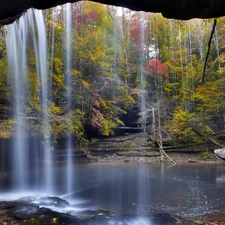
[0, 0, 224, 25]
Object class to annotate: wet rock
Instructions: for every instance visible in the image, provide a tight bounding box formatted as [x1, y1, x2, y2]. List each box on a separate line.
[33, 196, 70, 208]
[69, 209, 96, 220]
[150, 213, 179, 224]
[2, 0, 225, 25]
[12, 205, 39, 219]
[203, 212, 225, 224]
[0, 198, 206, 225]
[214, 148, 225, 160]
[36, 207, 53, 214]
[0, 199, 80, 225]
[150, 213, 202, 225]
[19, 196, 37, 202]
[35, 208, 80, 225]
[0, 201, 16, 210]
[80, 213, 202, 225]
[0, 172, 7, 177]
[188, 158, 198, 163]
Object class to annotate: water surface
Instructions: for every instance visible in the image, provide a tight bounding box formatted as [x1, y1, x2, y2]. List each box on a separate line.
[1, 162, 225, 218]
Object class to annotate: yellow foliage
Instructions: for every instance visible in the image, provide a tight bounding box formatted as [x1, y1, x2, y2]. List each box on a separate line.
[83, 2, 93, 15]
[168, 107, 197, 140]
[49, 102, 62, 116]
[72, 69, 81, 77]
[55, 22, 62, 32]
[88, 45, 104, 61]
[191, 82, 222, 118]
[52, 217, 57, 223]
[54, 57, 63, 74]
[0, 119, 15, 138]
[101, 119, 117, 136]
[82, 80, 90, 89]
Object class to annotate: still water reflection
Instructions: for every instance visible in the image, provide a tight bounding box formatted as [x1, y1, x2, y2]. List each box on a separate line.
[59, 163, 225, 217]
[1, 162, 225, 217]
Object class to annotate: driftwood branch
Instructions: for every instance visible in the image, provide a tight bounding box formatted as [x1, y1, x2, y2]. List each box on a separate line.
[156, 134, 176, 164]
[161, 148, 176, 164]
[201, 19, 217, 85]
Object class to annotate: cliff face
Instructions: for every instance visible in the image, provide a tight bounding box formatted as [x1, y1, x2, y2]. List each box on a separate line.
[0, 0, 224, 25]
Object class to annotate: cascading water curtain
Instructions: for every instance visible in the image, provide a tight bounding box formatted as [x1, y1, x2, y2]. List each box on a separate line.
[64, 3, 74, 194]
[6, 9, 53, 193]
[6, 13, 29, 191]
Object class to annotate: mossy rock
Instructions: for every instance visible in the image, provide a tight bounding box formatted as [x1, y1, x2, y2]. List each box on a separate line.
[188, 158, 198, 163]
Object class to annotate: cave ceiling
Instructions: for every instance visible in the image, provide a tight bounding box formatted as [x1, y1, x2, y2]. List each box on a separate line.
[0, 0, 224, 25]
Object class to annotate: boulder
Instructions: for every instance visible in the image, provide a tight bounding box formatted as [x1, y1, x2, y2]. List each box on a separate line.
[214, 148, 225, 160]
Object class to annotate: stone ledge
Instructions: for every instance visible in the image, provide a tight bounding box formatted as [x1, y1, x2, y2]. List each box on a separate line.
[0, 0, 225, 25]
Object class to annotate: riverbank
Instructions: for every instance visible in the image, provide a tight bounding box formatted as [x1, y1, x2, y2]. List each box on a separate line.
[81, 133, 224, 164]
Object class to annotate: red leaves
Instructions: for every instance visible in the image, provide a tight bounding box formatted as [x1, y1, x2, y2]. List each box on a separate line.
[91, 92, 101, 108]
[143, 59, 168, 76]
[130, 26, 148, 40]
[90, 92, 104, 128]
[76, 9, 100, 24]
[129, 12, 149, 51]
[90, 108, 104, 128]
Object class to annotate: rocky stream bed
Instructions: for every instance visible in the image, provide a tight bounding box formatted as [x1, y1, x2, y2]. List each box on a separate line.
[0, 196, 224, 225]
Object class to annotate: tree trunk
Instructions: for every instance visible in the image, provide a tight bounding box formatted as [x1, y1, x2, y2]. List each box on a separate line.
[191, 126, 225, 148]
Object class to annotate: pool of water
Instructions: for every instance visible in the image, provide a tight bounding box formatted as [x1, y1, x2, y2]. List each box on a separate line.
[1, 162, 225, 218]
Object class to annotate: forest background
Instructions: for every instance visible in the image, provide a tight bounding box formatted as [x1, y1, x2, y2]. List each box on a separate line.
[0, 1, 225, 152]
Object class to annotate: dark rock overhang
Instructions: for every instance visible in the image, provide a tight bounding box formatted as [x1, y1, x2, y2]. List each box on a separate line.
[0, 0, 224, 25]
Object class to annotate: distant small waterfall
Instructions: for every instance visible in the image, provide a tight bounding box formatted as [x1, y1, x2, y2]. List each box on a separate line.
[64, 3, 74, 193]
[140, 12, 147, 133]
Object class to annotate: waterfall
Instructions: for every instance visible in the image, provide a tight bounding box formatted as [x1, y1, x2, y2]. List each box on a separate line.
[28, 10, 53, 193]
[5, 5, 77, 196]
[6, 9, 53, 193]
[49, 9, 56, 89]
[213, 26, 221, 70]
[6, 13, 29, 191]
[140, 12, 147, 134]
[64, 3, 74, 193]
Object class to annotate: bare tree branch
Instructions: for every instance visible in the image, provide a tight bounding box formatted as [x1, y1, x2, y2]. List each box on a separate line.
[201, 19, 217, 85]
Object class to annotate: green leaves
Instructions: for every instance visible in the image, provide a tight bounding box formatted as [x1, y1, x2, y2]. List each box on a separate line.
[1, 2, 225, 149]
